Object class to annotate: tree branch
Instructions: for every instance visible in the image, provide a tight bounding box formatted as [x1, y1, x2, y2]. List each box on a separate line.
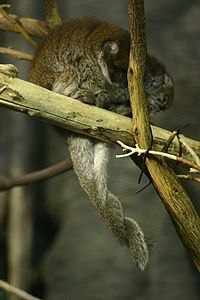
[0, 279, 42, 300]
[177, 174, 200, 183]
[43, 0, 62, 29]
[0, 64, 199, 161]
[128, 0, 200, 271]
[0, 13, 48, 37]
[0, 47, 33, 61]
[0, 5, 38, 47]
[0, 159, 72, 191]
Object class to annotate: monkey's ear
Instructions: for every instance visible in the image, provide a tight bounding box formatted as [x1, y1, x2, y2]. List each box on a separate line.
[102, 41, 119, 56]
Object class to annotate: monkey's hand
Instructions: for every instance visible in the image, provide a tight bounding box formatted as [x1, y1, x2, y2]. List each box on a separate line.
[107, 104, 131, 116]
[94, 85, 129, 108]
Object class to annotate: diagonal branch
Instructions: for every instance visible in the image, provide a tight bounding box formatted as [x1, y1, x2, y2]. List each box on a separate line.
[0, 47, 33, 61]
[0, 5, 38, 47]
[128, 0, 200, 271]
[0, 13, 48, 37]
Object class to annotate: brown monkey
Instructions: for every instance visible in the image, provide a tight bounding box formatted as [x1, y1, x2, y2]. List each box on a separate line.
[29, 17, 173, 271]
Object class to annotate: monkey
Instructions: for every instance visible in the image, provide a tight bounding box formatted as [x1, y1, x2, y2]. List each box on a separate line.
[29, 17, 174, 271]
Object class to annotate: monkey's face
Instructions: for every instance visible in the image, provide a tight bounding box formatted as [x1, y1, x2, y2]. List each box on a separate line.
[144, 71, 174, 114]
[143, 56, 174, 114]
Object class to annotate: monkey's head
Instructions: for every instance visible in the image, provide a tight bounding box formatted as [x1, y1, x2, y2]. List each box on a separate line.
[85, 18, 173, 112]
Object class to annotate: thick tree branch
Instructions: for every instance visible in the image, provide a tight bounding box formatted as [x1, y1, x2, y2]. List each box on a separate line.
[128, 0, 200, 271]
[0, 64, 199, 161]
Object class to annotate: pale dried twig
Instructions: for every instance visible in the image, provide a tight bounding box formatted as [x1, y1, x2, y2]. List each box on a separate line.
[116, 140, 200, 173]
[180, 135, 200, 166]
[0, 85, 6, 93]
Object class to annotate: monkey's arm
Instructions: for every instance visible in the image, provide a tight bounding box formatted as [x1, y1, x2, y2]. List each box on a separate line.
[51, 67, 130, 109]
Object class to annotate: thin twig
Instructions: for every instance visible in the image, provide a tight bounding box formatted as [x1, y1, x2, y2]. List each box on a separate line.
[0, 279, 42, 300]
[0, 159, 73, 192]
[0, 47, 33, 61]
[0, 5, 38, 47]
[0, 85, 6, 93]
[116, 141, 200, 173]
[177, 174, 200, 183]
[180, 135, 200, 166]
[162, 130, 178, 153]
[0, 4, 10, 9]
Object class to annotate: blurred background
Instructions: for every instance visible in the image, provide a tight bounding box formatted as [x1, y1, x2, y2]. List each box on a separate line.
[0, 0, 200, 299]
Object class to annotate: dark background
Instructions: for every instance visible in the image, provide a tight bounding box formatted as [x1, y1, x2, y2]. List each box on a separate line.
[0, 1, 200, 299]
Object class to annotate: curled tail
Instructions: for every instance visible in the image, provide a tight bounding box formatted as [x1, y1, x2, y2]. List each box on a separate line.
[66, 134, 149, 271]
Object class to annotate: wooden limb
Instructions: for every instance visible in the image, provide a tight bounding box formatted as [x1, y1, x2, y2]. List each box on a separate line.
[43, 0, 62, 29]
[0, 47, 33, 61]
[0, 5, 38, 47]
[0, 159, 72, 192]
[0, 279, 42, 300]
[0, 13, 48, 37]
[0, 64, 199, 161]
[128, 0, 200, 271]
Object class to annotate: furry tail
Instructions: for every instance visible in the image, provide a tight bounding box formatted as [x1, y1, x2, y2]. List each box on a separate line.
[66, 134, 149, 270]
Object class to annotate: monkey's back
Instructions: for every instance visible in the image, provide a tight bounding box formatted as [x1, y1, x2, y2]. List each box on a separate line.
[29, 17, 129, 90]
